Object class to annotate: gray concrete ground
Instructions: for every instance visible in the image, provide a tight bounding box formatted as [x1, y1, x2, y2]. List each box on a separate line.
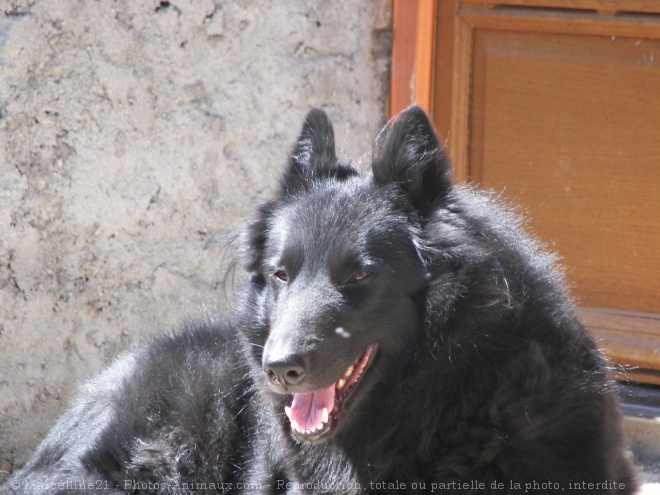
[625, 417, 660, 485]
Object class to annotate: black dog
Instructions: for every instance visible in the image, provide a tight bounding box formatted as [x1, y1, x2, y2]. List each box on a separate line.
[3, 107, 637, 494]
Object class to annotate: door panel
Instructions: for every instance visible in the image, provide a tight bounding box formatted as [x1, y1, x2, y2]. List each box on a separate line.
[429, 2, 660, 383]
[470, 30, 660, 314]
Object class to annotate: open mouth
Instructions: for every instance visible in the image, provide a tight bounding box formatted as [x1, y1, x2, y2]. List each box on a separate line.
[284, 344, 377, 442]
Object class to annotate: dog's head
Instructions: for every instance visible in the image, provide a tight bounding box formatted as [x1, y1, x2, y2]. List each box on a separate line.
[239, 106, 452, 443]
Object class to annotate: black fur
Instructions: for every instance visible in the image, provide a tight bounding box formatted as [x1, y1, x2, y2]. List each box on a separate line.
[2, 107, 638, 494]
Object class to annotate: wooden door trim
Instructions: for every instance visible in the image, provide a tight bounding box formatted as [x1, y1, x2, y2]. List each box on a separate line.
[390, 0, 438, 117]
[577, 308, 660, 385]
[460, 0, 660, 16]
[459, 6, 660, 39]
[391, 0, 419, 117]
[413, 0, 437, 113]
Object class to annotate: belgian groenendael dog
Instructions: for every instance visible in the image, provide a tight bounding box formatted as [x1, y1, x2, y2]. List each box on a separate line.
[3, 106, 637, 494]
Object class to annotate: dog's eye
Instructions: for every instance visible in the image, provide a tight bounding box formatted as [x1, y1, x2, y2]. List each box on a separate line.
[273, 269, 288, 283]
[346, 271, 368, 284]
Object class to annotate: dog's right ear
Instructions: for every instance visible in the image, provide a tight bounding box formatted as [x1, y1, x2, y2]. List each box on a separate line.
[280, 108, 356, 195]
[372, 105, 452, 217]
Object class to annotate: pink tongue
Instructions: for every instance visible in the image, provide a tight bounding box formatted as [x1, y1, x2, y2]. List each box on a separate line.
[285, 383, 335, 431]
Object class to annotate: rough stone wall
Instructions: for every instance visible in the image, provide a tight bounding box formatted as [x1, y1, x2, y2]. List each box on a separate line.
[0, 0, 391, 476]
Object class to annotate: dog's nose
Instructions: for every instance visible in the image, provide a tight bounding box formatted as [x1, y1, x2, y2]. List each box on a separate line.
[263, 354, 306, 387]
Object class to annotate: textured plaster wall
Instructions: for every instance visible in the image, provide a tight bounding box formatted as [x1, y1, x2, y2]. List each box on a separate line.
[0, 0, 391, 476]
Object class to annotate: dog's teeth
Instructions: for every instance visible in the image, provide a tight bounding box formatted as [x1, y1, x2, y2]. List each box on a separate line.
[337, 378, 346, 390]
[322, 407, 329, 424]
[344, 365, 354, 378]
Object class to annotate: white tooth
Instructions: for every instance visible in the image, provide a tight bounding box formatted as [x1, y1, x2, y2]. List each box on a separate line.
[337, 378, 346, 389]
[322, 408, 329, 424]
[344, 365, 355, 377]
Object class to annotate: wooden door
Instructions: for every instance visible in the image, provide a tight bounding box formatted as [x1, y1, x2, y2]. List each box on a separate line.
[392, 0, 660, 384]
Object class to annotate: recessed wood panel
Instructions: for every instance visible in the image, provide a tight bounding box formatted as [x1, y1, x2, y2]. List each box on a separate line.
[469, 29, 660, 315]
[420, 2, 660, 381]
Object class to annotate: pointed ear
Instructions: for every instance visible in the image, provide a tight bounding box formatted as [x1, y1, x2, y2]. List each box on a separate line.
[372, 105, 452, 216]
[281, 108, 356, 194]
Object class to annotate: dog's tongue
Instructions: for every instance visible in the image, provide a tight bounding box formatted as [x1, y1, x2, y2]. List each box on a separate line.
[284, 384, 335, 431]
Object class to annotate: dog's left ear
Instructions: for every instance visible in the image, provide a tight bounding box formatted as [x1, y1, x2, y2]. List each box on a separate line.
[281, 108, 356, 195]
[372, 105, 452, 216]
